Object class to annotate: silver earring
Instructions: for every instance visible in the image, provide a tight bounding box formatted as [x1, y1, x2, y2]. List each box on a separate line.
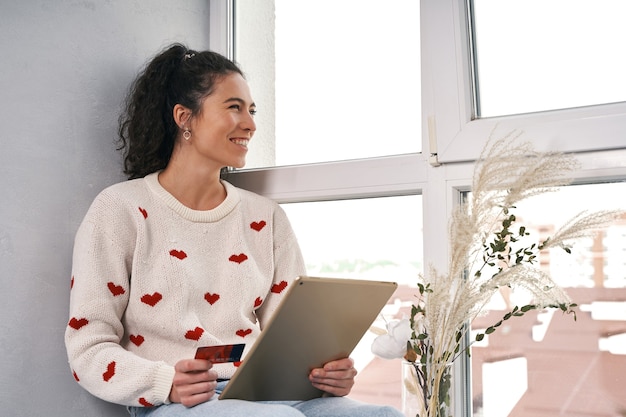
[183, 129, 191, 141]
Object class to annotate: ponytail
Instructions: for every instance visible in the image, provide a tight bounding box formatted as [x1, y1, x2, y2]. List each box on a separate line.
[117, 43, 243, 179]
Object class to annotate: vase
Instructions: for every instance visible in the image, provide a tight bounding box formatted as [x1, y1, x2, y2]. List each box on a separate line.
[401, 361, 453, 417]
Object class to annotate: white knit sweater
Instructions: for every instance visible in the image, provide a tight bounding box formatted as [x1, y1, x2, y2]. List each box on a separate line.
[65, 172, 305, 407]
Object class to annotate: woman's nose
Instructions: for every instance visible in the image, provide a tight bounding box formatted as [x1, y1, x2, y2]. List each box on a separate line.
[243, 114, 256, 135]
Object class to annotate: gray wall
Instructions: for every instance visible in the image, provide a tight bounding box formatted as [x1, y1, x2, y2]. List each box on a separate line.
[0, 1, 211, 415]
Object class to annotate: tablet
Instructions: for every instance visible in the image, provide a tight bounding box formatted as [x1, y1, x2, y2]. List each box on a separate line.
[219, 276, 397, 401]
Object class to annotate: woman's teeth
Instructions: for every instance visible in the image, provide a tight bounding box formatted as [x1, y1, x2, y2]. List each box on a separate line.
[231, 138, 249, 147]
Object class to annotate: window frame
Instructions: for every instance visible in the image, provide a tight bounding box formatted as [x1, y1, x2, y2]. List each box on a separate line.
[423, 0, 626, 164]
[209, 1, 626, 416]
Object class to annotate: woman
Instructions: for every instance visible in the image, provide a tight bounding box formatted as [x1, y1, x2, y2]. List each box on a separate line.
[65, 44, 402, 417]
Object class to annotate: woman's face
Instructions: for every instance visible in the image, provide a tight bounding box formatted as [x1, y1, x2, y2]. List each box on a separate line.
[187, 72, 256, 170]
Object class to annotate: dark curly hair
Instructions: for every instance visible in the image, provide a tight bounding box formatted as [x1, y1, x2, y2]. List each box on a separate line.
[117, 43, 244, 179]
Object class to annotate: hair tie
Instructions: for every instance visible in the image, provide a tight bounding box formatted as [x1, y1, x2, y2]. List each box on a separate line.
[184, 52, 196, 60]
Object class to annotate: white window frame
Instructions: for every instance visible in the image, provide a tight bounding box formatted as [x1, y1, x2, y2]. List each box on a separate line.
[209, 1, 626, 416]
[424, 0, 626, 163]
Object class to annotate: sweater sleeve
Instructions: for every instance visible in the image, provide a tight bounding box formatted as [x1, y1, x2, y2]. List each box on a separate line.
[64, 191, 175, 407]
[256, 204, 306, 328]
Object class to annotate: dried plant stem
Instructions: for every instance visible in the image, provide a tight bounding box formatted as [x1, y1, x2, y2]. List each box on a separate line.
[394, 130, 625, 417]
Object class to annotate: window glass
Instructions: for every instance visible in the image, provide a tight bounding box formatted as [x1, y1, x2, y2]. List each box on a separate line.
[471, 0, 626, 117]
[238, 0, 421, 169]
[282, 195, 423, 284]
[280, 195, 423, 409]
[469, 182, 626, 416]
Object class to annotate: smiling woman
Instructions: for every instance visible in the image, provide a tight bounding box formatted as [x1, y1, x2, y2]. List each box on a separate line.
[65, 42, 404, 417]
[117, 44, 246, 180]
[163, 72, 257, 196]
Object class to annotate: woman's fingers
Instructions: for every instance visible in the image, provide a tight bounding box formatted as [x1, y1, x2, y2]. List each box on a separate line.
[170, 359, 218, 407]
[309, 357, 357, 397]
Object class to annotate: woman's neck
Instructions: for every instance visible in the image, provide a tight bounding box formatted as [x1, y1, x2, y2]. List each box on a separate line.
[158, 165, 226, 211]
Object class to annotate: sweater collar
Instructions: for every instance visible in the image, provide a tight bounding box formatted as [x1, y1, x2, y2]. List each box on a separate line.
[144, 172, 240, 223]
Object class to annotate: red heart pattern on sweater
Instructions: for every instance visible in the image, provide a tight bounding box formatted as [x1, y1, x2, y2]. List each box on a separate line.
[103, 361, 116, 382]
[130, 334, 144, 346]
[69, 213, 288, 386]
[141, 292, 162, 307]
[68, 317, 89, 330]
[204, 293, 220, 305]
[229, 253, 248, 264]
[72, 370, 80, 382]
[271, 280, 288, 294]
[107, 282, 125, 296]
[169, 249, 187, 260]
[236, 328, 252, 338]
[250, 220, 266, 231]
[234, 361, 242, 367]
[185, 327, 204, 341]
[138, 398, 154, 407]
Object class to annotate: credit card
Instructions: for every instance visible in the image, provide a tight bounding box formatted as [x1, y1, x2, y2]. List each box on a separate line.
[195, 343, 245, 364]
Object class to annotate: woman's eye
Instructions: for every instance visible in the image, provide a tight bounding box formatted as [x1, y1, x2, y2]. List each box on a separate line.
[249, 109, 257, 116]
[229, 104, 241, 110]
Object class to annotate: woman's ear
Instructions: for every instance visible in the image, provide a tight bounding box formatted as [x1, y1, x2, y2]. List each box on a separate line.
[173, 104, 192, 129]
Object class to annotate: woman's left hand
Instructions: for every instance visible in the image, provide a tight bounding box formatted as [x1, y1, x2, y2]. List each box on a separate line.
[308, 357, 357, 397]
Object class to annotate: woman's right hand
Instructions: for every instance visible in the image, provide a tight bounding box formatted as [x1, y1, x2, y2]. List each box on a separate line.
[169, 359, 218, 407]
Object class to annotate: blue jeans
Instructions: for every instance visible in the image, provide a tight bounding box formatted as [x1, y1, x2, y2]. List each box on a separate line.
[128, 381, 403, 417]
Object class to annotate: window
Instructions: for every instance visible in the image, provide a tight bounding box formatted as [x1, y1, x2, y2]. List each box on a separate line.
[469, 183, 626, 416]
[222, 0, 425, 409]
[273, 0, 421, 166]
[234, 0, 421, 169]
[210, 0, 626, 415]
[281, 196, 423, 285]
[470, 0, 626, 118]
[421, 0, 626, 163]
